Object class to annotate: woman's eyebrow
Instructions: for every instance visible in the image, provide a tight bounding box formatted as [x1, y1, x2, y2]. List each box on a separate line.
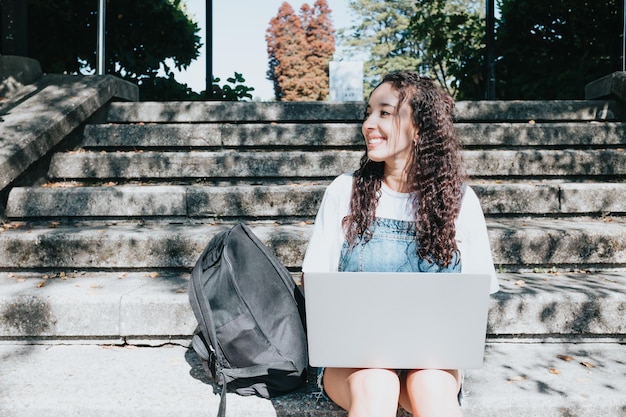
[369, 101, 396, 109]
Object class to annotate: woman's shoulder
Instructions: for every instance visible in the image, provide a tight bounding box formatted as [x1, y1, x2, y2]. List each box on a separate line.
[457, 184, 485, 222]
[460, 184, 480, 206]
[326, 173, 354, 194]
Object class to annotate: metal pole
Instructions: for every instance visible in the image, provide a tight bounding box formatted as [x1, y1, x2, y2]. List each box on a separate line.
[206, 0, 213, 95]
[97, 0, 106, 75]
[486, 0, 496, 99]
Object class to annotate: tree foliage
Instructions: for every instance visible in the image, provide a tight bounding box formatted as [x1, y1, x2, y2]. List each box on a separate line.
[341, 0, 620, 100]
[408, 0, 486, 99]
[340, 0, 421, 93]
[340, 0, 485, 97]
[266, 0, 335, 101]
[25, 0, 206, 100]
[495, 0, 622, 99]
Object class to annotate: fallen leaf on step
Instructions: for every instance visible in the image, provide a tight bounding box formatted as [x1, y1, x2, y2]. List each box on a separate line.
[118, 273, 127, 279]
[549, 368, 561, 375]
[36, 281, 46, 288]
[580, 361, 595, 368]
[146, 272, 159, 278]
[514, 279, 525, 286]
[557, 355, 574, 361]
[176, 289, 187, 294]
[507, 376, 526, 382]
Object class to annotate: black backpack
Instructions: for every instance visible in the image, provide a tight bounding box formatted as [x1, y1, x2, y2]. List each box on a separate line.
[188, 223, 308, 416]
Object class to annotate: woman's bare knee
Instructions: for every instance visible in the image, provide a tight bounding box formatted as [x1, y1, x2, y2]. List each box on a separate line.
[324, 368, 401, 417]
[399, 369, 462, 417]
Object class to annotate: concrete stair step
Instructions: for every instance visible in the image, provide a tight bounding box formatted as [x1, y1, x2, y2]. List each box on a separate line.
[0, 341, 624, 417]
[101, 100, 621, 123]
[0, 74, 137, 191]
[79, 122, 626, 149]
[5, 182, 626, 219]
[0, 219, 625, 269]
[1, 272, 625, 340]
[4, 184, 328, 219]
[47, 149, 626, 180]
[81, 123, 363, 148]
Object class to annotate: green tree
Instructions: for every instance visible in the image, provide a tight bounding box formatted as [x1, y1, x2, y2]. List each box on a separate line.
[408, 0, 486, 99]
[495, 0, 621, 99]
[341, 0, 485, 98]
[341, 0, 420, 93]
[26, 0, 203, 100]
[266, 0, 335, 101]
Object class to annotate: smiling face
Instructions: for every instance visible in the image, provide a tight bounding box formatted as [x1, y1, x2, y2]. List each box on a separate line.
[362, 82, 418, 173]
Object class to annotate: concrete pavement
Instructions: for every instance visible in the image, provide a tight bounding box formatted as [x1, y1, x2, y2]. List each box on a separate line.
[1, 342, 624, 417]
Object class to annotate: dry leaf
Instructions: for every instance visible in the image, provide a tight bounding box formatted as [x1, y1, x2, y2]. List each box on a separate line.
[557, 355, 574, 362]
[146, 272, 159, 278]
[514, 279, 526, 287]
[49, 221, 60, 228]
[507, 376, 526, 382]
[36, 281, 46, 288]
[118, 273, 127, 279]
[549, 368, 561, 375]
[580, 361, 595, 368]
[176, 289, 187, 294]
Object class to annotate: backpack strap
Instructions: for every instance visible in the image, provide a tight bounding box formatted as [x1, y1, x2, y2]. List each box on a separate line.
[215, 361, 299, 417]
[217, 374, 227, 417]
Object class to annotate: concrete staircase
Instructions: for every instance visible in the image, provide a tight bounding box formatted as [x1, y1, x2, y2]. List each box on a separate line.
[1, 75, 626, 416]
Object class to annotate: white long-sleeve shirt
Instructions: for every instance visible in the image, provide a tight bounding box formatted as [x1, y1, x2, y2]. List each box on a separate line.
[302, 174, 500, 294]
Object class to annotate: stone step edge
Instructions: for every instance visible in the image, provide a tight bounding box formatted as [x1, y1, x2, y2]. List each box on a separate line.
[1, 272, 625, 340]
[0, 219, 625, 269]
[46, 149, 626, 179]
[79, 122, 626, 148]
[102, 99, 622, 122]
[5, 182, 626, 218]
[0, 342, 625, 417]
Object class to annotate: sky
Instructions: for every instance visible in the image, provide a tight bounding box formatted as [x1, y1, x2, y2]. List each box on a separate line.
[173, 0, 356, 101]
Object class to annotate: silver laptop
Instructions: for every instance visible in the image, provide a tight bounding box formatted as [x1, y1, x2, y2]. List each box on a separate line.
[304, 272, 491, 369]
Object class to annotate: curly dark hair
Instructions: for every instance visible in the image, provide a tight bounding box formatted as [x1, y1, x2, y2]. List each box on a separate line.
[342, 71, 466, 267]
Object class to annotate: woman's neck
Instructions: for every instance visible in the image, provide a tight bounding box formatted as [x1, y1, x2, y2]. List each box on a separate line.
[382, 166, 410, 193]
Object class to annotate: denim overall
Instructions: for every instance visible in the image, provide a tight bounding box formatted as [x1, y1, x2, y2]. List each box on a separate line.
[338, 217, 461, 273]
